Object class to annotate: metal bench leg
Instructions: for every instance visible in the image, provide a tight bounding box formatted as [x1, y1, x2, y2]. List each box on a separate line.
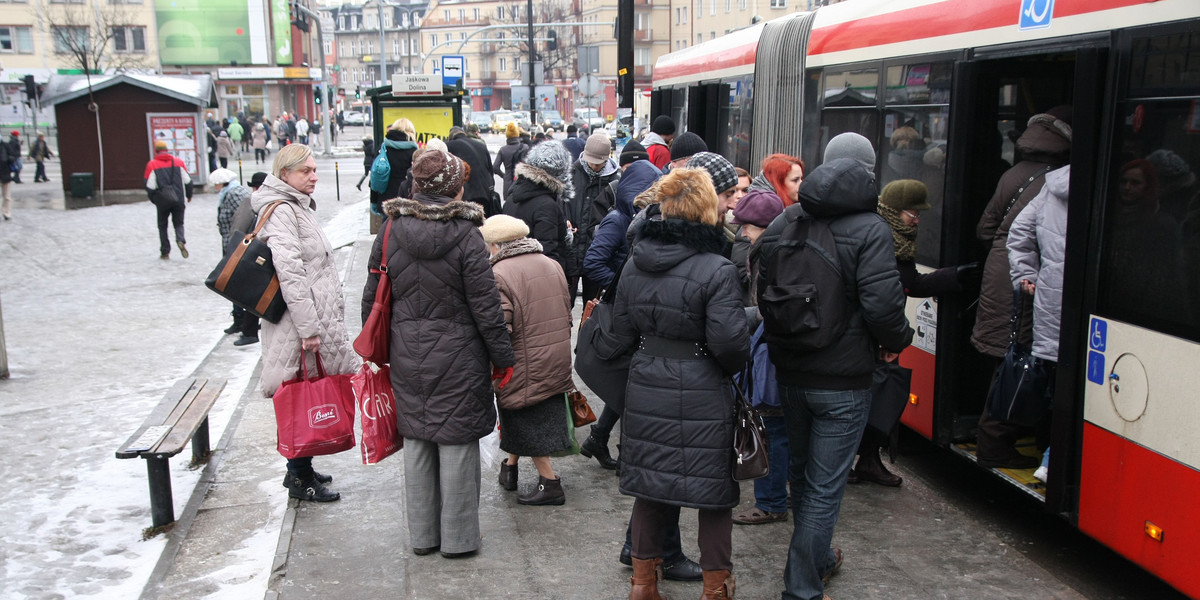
[191, 415, 211, 464]
[146, 456, 174, 528]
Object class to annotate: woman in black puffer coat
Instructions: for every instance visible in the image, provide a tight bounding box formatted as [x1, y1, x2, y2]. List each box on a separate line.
[597, 168, 750, 600]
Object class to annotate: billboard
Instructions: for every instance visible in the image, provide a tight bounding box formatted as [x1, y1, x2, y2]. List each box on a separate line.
[381, 106, 456, 146]
[156, 0, 271, 65]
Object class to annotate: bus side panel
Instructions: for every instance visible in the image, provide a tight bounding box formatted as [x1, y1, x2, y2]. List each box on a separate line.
[899, 347, 935, 440]
[1078, 423, 1200, 599]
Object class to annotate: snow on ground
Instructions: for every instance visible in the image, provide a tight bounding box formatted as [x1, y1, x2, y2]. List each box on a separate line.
[0, 190, 366, 600]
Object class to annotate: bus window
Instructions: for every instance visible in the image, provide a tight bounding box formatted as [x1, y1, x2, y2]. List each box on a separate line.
[1098, 31, 1200, 343]
[822, 67, 878, 107]
[728, 75, 754, 170]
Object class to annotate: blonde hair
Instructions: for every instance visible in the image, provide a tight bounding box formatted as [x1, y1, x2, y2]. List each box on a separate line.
[657, 168, 720, 226]
[389, 118, 417, 142]
[890, 126, 922, 150]
[272, 144, 313, 177]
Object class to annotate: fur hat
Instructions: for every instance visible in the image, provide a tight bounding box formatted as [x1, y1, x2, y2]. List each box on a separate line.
[685, 152, 738, 194]
[731, 189, 785, 227]
[505, 122, 520, 139]
[154, 140, 168, 151]
[523, 140, 572, 183]
[583, 132, 612, 163]
[412, 150, 466, 197]
[651, 115, 676, 136]
[824, 132, 876, 171]
[879, 179, 931, 211]
[620, 139, 649, 166]
[479, 214, 530, 244]
[208, 168, 238, 186]
[670, 132, 708, 162]
[249, 172, 268, 189]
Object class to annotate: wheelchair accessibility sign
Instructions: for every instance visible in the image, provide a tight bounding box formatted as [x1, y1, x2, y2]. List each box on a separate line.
[1020, 0, 1054, 30]
[1086, 317, 1107, 385]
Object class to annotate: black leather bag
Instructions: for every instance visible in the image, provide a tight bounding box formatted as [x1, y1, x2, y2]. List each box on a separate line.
[867, 361, 912, 437]
[205, 201, 288, 323]
[732, 382, 769, 481]
[986, 289, 1051, 426]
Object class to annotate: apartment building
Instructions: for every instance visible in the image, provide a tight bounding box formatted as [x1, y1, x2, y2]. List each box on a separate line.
[322, 0, 427, 103]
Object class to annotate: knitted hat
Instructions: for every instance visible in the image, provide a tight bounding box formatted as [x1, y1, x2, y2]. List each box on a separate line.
[879, 179, 931, 211]
[479, 214, 530, 244]
[505, 122, 520, 139]
[824, 132, 876, 171]
[449, 125, 467, 139]
[731, 189, 785, 227]
[208, 168, 238, 186]
[154, 140, 168, 151]
[619, 139, 648, 166]
[670, 132, 708, 162]
[582, 132, 612, 163]
[651, 115, 676, 136]
[1146, 149, 1195, 188]
[249, 172, 268, 189]
[425, 138, 448, 152]
[412, 150, 466, 197]
[685, 152, 738, 194]
[523, 140, 573, 183]
[219, 131, 228, 137]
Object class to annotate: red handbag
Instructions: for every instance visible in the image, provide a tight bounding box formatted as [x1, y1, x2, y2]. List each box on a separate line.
[352, 362, 403, 464]
[353, 218, 393, 364]
[273, 350, 357, 459]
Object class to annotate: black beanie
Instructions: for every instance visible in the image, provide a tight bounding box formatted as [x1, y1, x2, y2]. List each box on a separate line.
[651, 115, 676, 136]
[619, 140, 649, 166]
[669, 132, 708, 162]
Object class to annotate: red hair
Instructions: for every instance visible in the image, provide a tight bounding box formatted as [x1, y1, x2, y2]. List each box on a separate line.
[762, 154, 805, 206]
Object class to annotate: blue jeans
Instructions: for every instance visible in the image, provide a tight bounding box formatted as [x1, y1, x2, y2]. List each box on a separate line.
[779, 385, 870, 600]
[754, 413, 789, 513]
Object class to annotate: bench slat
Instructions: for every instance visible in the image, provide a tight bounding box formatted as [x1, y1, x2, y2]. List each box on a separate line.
[115, 378, 198, 459]
[152, 380, 226, 456]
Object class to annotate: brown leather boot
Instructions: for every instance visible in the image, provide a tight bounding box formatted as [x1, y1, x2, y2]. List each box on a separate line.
[699, 570, 735, 600]
[630, 557, 663, 600]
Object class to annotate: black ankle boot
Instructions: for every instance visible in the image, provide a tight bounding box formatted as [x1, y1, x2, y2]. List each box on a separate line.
[498, 461, 518, 491]
[580, 434, 618, 469]
[286, 471, 340, 502]
[518, 475, 565, 505]
[282, 470, 332, 488]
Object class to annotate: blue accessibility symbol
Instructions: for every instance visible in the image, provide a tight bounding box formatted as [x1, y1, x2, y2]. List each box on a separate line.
[1019, 0, 1055, 30]
[1089, 318, 1106, 352]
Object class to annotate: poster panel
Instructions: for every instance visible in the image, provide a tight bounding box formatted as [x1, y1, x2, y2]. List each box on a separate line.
[381, 106, 456, 146]
[147, 113, 203, 179]
[156, 0, 269, 65]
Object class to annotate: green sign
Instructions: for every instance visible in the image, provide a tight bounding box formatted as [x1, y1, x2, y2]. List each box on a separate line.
[156, 0, 271, 65]
[272, 0, 292, 64]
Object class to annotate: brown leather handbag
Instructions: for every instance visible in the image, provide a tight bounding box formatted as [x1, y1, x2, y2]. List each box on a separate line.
[568, 389, 597, 427]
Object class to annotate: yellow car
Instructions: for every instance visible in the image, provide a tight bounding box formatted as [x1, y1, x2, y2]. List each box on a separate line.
[491, 110, 516, 134]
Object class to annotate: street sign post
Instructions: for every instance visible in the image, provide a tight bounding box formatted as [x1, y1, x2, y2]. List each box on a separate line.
[441, 56, 465, 87]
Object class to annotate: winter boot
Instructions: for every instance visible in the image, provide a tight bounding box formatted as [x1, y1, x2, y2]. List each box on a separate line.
[700, 570, 735, 600]
[851, 448, 902, 487]
[630, 557, 663, 600]
[580, 432, 618, 469]
[281, 470, 332, 488]
[286, 470, 340, 502]
[518, 475, 565, 505]
[498, 461, 518, 491]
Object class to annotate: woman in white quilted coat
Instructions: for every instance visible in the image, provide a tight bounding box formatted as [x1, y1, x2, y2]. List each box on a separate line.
[251, 143, 359, 503]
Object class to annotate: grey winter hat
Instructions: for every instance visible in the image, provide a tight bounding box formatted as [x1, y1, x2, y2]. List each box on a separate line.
[685, 152, 738, 194]
[824, 132, 876, 171]
[583, 132, 612, 164]
[523, 140, 573, 183]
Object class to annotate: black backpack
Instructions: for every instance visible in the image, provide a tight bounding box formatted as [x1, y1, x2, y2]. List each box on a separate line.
[756, 205, 849, 352]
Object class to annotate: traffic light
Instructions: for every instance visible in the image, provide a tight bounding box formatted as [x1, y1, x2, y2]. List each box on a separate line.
[314, 85, 322, 104]
[355, 86, 361, 99]
[290, 1, 310, 32]
[547, 30, 558, 51]
[22, 74, 39, 104]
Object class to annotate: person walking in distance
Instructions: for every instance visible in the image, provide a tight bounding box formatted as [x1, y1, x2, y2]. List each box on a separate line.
[144, 140, 194, 259]
[29, 133, 53, 183]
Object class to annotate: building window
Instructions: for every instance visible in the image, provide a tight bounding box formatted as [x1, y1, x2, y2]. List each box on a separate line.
[383, 12, 392, 28]
[635, 12, 644, 30]
[711, 0, 715, 15]
[696, 33, 702, 44]
[634, 47, 649, 66]
[740, 0, 747, 9]
[458, 9, 465, 21]
[697, 0, 703, 18]
[51, 26, 88, 53]
[392, 39, 398, 56]
[497, 6, 506, 19]
[0, 26, 34, 54]
[367, 40, 373, 54]
[473, 8, 480, 20]
[339, 16, 346, 30]
[459, 32, 466, 41]
[711, 31, 716, 40]
[726, 0, 731, 12]
[431, 33, 438, 46]
[443, 9, 450, 21]
[358, 39, 364, 55]
[683, 6, 688, 22]
[769, 0, 786, 7]
[325, 39, 333, 56]
[499, 57, 507, 72]
[498, 31, 505, 40]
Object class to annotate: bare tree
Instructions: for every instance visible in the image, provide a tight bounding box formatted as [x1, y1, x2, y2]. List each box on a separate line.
[492, 0, 579, 81]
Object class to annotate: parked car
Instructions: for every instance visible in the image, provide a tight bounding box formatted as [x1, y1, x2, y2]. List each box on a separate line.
[512, 111, 533, 131]
[540, 110, 565, 132]
[469, 111, 493, 131]
[574, 108, 606, 132]
[491, 110, 516, 134]
[343, 111, 369, 125]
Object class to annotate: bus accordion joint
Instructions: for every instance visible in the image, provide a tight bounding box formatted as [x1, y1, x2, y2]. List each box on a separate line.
[1144, 521, 1164, 543]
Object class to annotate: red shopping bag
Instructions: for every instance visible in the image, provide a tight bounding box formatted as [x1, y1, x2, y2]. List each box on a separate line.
[273, 350, 357, 459]
[352, 362, 403, 464]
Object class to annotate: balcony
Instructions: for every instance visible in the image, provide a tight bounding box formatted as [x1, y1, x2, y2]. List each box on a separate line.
[634, 29, 651, 41]
[634, 65, 652, 77]
[479, 42, 496, 54]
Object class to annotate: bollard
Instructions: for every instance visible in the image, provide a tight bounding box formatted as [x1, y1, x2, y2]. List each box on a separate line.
[237, 159, 243, 183]
[0, 294, 8, 379]
[335, 161, 340, 202]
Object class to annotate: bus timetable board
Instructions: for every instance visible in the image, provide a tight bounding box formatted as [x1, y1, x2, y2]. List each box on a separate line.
[367, 82, 464, 147]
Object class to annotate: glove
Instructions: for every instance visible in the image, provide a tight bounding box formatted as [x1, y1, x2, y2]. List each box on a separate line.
[491, 366, 514, 390]
[956, 261, 981, 285]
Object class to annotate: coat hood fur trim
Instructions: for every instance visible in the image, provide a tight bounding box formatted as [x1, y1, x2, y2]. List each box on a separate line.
[638, 218, 727, 255]
[382, 197, 485, 224]
[515, 162, 571, 198]
[490, 237, 544, 264]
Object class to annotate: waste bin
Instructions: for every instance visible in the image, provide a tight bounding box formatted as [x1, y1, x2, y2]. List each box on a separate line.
[70, 173, 94, 198]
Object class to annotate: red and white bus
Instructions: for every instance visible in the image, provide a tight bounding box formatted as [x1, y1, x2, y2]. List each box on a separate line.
[653, 0, 1200, 596]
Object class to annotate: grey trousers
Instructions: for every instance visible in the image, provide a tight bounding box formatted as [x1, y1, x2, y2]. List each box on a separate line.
[403, 438, 482, 554]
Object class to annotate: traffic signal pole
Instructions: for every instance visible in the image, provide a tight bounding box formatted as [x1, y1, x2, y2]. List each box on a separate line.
[527, 0, 537, 126]
[292, 1, 333, 156]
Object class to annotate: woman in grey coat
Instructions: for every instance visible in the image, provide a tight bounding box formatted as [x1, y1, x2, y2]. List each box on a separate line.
[361, 149, 516, 559]
[598, 168, 750, 600]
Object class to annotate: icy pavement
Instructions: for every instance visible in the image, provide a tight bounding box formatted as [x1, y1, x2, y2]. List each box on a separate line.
[0, 180, 368, 600]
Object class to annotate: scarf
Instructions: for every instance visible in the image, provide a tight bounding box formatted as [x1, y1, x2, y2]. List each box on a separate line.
[878, 202, 917, 261]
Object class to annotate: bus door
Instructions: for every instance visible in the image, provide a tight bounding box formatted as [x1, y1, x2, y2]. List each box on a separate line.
[684, 83, 731, 157]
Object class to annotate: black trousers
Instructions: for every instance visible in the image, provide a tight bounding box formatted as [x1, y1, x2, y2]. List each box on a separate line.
[155, 200, 186, 256]
[631, 499, 733, 571]
[568, 275, 603, 312]
[34, 161, 47, 181]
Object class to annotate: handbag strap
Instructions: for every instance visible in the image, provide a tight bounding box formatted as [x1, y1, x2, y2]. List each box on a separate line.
[298, 348, 328, 380]
[371, 218, 393, 276]
[1007, 286, 1026, 345]
[1001, 165, 1054, 223]
[248, 201, 285, 240]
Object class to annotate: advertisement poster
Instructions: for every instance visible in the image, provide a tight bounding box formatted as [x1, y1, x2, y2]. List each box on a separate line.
[147, 114, 201, 177]
[381, 106, 456, 146]
[155, 0, 269, 65]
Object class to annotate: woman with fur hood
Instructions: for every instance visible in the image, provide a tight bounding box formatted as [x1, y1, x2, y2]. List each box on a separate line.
[251, 144, 360, 503]
[596, 168, 750, 600]
[481, 215, 575, 506]
[361, 148, 515, 559]
[502, 140, 574, 271]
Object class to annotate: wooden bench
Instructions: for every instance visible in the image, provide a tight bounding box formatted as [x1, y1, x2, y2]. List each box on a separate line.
[116, 378, 226, 528]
